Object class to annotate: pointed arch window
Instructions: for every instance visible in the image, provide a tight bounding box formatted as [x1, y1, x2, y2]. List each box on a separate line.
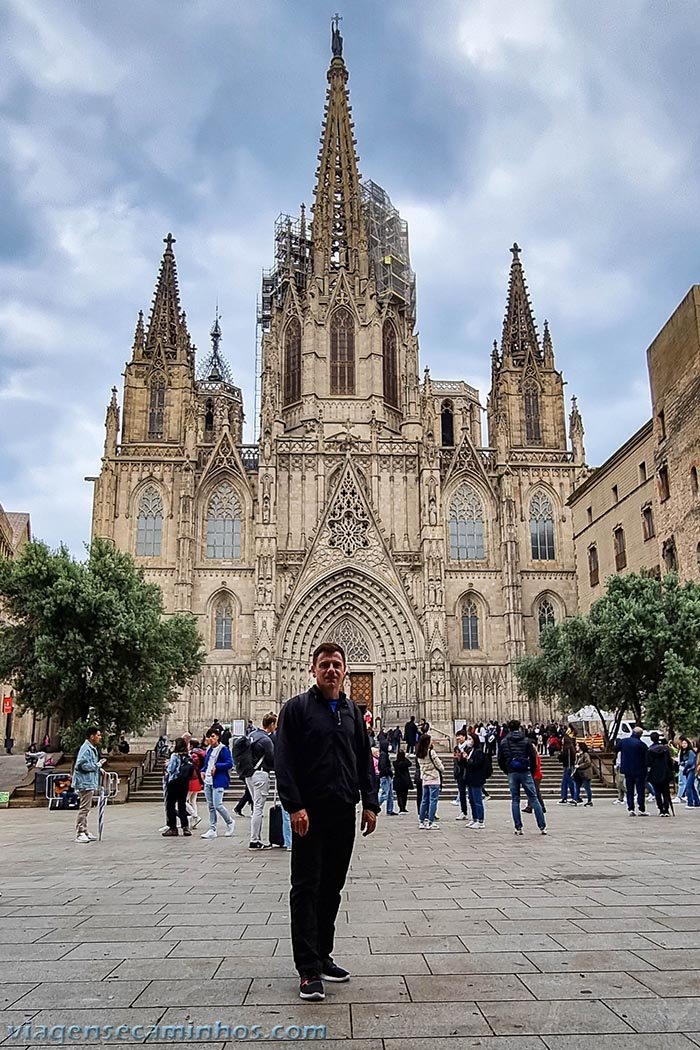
[148, 376, 166, 439]
[204, 398, 215, 435]
[449, 484, 485, 560]
[537, 598, 556, 637]
[206, 483, 241, 559]
[136, 485, 163, 557]
[214, 596, 233, 650]
[441, 400, 455, 447]
[330, 308, 355, 395]
[333, 619, 371, 662]
[461, 599, 480, 650]
[284, 317, 302, 406]
[523, 380, 542, 445]
[382, 321, 398, 408]
[529, 491, 555, 560]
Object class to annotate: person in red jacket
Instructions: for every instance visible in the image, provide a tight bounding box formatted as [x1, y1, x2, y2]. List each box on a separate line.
[523, 749, 547, 816]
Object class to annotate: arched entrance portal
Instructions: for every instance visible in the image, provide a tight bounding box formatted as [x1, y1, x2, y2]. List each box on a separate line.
[276, 566, 424, 726]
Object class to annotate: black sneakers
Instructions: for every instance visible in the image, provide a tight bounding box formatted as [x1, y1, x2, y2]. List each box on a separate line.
[299, 974, 325, 1000]
[248, 842, 273, 850]
[321, 960, 351, 982]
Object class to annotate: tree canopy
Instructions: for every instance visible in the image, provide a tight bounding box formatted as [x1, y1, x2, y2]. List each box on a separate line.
[0, 538, 205, 745]
[516, 572, 700, 742]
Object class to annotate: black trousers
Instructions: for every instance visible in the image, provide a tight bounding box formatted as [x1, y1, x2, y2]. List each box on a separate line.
[625, 772, 646, 812]
[415, 782, 422, 814]
[457, 778, 468, 814]
[653, 781, 672, 815]
[235, 784, 252, 814]
[166, 779, 189, 829]
[290, 802, 356, 976]
[395, 787, 408, 812]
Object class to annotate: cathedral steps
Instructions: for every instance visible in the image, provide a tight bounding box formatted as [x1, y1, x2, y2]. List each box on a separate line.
[128, 752, 617, 804]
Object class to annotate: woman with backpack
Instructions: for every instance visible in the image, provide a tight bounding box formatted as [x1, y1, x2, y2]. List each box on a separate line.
[393, 749, 413, 814]
[186, 739, 206, 829]
[416, 733, 444, 830]
[162, 737, 192, 837]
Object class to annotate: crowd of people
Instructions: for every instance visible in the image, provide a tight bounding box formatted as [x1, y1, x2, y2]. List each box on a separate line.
[64, 636, 700, 1006]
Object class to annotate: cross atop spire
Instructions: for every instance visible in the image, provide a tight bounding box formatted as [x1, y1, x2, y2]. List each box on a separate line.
[145, 233, 185, 356]
[500, 242, 541, 366]
[197, 307, 235, 386]
[311, 21, 366, 274]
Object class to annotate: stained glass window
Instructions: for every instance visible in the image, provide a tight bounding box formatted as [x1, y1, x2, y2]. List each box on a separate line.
[383, 322, 398, 407]
[206, 484, 242, 559]
[449, 484, 485, 560]
[529, 492, 555, 560]
[461, 600, 479, 650]
[136, 485, 163, 557]
[214, 597, 233, 650]
[284, 317, 302, 405]
[330, 308, 355, 395]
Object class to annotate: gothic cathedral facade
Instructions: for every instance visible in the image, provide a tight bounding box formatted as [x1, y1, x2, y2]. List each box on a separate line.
[90, 39, 587, 737]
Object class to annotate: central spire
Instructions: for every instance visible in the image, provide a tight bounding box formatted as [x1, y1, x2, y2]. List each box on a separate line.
[311, 18, 366, 275]
[500, 242, 542, 366]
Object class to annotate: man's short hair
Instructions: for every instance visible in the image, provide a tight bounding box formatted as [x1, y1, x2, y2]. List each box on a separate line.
[207, 727, 220, 740]
[508, 719, 521, 732]
[632, 726, 644, 736]
[649, 732, 660, 743]
[85, 726, 100, 739]
[262, 712, 277, 729]
[312, 641, 346, 665]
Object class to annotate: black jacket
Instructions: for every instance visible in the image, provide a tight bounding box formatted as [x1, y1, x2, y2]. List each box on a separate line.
[378, 743, 393, 779]
[498, 730, 536, 775]
[647, 743, 673, 785]
[274, 686, 379, 814]
[463, 746, 488, 787]
[393, 755, 413, 792]
[404, 720, 419, 744]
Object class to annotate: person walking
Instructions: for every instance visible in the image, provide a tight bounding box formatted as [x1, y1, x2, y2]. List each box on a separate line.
[463, 732, 487, 829]
[573, 741, 594, 806]
[647, 733, 674, 816]
[393, 749, 412, 814]
[234, 782, 254, 816]
[558, 730, 577, 805]
[274, 641, 379, 1002]
[416, 733, 444, 829]
[616, 726, 649, 816]
[162, 737, 192, 837]
[186, 739, 205, 829]
[246, 713, 277, 850]
[498, 719, 547, 836]
[72, 726, 103, 843]
[404, 717, 418, 755]
[377, 738, 397, 816]
[678, 738, 699, 808]
[200, 728, 236, 838]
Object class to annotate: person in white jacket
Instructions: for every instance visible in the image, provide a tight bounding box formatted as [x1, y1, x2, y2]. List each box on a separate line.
[416, 734, 444, 829]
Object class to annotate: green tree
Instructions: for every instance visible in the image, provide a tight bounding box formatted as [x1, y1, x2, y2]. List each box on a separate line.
[0, 538, 205, 744]
[645, 651, 700, 739]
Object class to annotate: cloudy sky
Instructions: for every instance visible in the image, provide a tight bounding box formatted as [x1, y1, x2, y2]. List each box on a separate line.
[1, 0, 699, 555]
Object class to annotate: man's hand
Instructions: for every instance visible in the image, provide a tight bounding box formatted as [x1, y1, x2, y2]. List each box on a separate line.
[361, 809, 377, 837]
[291, 808, 309, 837]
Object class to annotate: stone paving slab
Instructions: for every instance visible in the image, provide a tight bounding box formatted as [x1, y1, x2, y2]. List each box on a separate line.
[1, 800, 700, 1044]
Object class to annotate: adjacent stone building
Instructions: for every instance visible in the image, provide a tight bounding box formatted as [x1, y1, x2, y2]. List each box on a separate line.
[569, 421, 656, 613]
[648, 286, 700, 583]
[570, 286, 700, 605]
[0, 503, 31, 748]
[90, 33, 587, 735]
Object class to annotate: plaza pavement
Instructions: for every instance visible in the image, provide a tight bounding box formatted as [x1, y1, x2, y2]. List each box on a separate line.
[0, 798, 699, 1050]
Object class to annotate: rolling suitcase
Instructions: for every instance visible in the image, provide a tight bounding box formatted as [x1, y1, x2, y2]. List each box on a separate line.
[269, 781, 285, 847]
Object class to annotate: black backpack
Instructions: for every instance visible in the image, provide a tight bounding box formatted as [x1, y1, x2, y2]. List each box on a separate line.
[174, 754, 194, 781]
[233, 735, 261, 779]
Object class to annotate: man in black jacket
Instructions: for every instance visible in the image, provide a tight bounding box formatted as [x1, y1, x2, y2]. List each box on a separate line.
[498, 719, 547, 836]
[275, 641, 379, 1002]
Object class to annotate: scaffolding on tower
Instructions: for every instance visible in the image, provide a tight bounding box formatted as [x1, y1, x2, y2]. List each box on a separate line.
[361, 179, 416, 326]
